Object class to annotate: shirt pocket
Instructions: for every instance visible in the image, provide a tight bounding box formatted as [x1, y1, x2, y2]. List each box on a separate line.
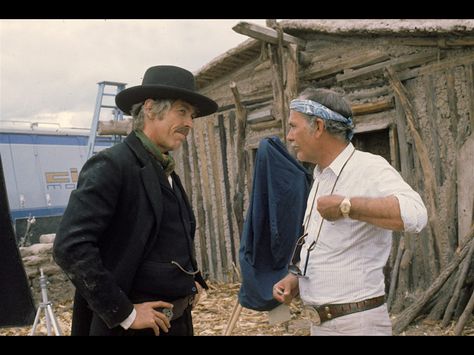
[316, 220, 354, 252]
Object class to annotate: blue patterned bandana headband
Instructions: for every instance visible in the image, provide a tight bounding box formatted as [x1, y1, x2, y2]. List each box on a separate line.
[290, 99, 354, 140]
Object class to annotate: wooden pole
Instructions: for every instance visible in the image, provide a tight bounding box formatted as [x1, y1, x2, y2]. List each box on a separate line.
[387, 237, 404, 311]
[217, 115, 237, 265]
[230, 81, 247, 238]
[384, 66, 449, 269]
[441, 238, 474, 326]
[392, 224, 474, 334]
[224, 301, 243, 336]
[232, 21, 306, 49]
[454, 287, 474, 335]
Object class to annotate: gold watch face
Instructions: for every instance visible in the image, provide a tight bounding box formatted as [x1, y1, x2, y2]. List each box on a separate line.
[340, 202, 350, 214]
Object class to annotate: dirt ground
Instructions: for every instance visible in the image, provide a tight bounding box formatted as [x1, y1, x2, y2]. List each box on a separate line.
[1, 282, 473, 336]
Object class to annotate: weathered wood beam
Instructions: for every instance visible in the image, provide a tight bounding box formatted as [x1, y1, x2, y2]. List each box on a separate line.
[301, 50, 390, 80]
[230, 81, 247, 238]
[347, 86, 390, 101]
[397, 52, 474, 82]
[389, 123, 400, 170]
[274, 23, 289, 142]
[189, 130, 209, 277]
[392, 224, 474, 335]
[338, 51, 442, 82]
[442, 236, 474, 327]
[249, 118, 282, 132]
[286, 42, 299, 109]
[217, 115, 237, 265]
[267, 42, 287, 127]
[426, 271, 458, 320]
[454, 279, 474, 335]
[97, 119, 132, 136]
[194, 121, 220, 279]
[351, 97, 394, 116]
[445, 68, 461, 256]
[394, 96, 411, 182]
[387, 237, 405, 311]
[399, 37, 474, 48]
[352, 112, 392, 134]
[215, 95, 273, 114]
[232, 21, 306, 49]
[302, 47, 350, 68]
[313, 76, 337, 89]
[466, 63, 474, 134]
[384, 66, 448, 269]
[424, 74, 443, 186]
[342, 77, 387, 91]
[206, 120, 229, 279]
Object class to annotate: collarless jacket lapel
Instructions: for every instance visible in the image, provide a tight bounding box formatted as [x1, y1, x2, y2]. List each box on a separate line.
[125, 133, 163, 225]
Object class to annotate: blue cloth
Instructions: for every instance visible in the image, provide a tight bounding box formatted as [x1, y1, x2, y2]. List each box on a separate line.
[238, 136, 312, 311]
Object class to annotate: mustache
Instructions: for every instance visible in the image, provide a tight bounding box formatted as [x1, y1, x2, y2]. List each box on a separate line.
[175, 127, 191, 136]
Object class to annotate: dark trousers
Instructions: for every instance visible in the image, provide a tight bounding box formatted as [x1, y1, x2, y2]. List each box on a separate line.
[124, 306, 194, 336]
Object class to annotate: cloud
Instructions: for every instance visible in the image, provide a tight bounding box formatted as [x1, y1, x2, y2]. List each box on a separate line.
[0, 19, 265, 128]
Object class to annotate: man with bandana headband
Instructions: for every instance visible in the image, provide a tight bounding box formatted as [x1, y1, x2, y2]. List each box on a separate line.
[272, 87, 427, 335]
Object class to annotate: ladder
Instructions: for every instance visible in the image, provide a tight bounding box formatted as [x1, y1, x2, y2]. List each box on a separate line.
[86, 81, 127, 159]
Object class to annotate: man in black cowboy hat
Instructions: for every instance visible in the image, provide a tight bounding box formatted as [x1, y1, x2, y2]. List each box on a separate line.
[53, 65, 218, 336]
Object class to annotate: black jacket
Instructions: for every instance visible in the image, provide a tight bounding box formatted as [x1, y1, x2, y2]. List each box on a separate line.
[53, 132, 204, 335]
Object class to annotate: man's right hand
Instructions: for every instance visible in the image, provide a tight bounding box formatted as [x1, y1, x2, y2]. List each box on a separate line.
[272, 274, 299, 305]
[131, 300, 174, 335]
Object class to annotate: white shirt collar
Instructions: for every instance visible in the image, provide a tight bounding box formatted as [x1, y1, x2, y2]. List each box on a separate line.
[314, 142, 355, 179]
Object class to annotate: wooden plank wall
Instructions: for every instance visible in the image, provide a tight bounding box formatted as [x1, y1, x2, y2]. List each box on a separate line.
[384, 52, 474, 312]
[175, 111, 243, 282]
[173, 37, 474, 288]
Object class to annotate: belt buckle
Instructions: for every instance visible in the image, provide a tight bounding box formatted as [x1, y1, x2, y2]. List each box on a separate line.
[303, 306, 321, 325]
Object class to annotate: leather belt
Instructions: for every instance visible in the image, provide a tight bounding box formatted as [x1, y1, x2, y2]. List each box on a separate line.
[158, 295, 194, 321]
[303, 295, 385, 325]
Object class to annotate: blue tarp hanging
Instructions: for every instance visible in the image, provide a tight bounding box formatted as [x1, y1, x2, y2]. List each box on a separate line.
[238, 136, 312, 311]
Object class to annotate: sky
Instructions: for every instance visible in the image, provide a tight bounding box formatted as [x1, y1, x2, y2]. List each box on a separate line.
[0, 19, 267, 130]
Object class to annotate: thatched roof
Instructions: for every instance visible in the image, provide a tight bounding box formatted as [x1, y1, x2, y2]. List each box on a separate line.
[195, 38, 260, 89]
[195, 19, 474, 89]
[280, 19, 474, 35]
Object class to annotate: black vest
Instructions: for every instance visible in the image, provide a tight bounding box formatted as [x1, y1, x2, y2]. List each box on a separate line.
[130, 160, 198, 302]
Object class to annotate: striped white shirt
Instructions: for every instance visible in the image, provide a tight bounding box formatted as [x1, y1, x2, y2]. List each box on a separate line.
[298, 143, 427, 306]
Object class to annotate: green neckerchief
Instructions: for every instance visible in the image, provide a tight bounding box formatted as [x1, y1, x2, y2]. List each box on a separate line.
[135, 130, 175, 176]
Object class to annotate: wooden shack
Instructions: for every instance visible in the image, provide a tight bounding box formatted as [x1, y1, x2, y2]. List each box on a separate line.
[173, 20, 474, 330]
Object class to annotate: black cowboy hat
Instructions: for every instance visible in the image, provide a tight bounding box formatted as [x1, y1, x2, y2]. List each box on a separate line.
[115, 65, 218, 117]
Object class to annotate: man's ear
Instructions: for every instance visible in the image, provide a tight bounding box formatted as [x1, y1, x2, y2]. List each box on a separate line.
[313, 118, 325, 138]
[143, 99, 155, 118]
[143, 98, 154, 110]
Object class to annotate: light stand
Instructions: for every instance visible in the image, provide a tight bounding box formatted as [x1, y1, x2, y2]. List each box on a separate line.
[30, 268, 62, 336]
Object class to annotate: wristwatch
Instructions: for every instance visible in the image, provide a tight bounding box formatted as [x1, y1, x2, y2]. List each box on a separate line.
[339, 197, 351, 218]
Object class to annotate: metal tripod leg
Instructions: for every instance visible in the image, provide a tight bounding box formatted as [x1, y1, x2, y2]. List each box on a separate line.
[30, 305, 43, 335]
[46, 303, 62, 335]
[29, 268, 62, 336]
[30, 302, 60, 335]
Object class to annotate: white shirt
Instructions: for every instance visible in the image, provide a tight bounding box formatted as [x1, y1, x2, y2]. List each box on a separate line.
[120, 308, 136, 329]
[298, 143, 427, 306]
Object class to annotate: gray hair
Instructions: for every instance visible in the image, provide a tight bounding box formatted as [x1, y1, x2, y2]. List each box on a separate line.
[296, 87, 354, 142]
[130, 99, 174, 131]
